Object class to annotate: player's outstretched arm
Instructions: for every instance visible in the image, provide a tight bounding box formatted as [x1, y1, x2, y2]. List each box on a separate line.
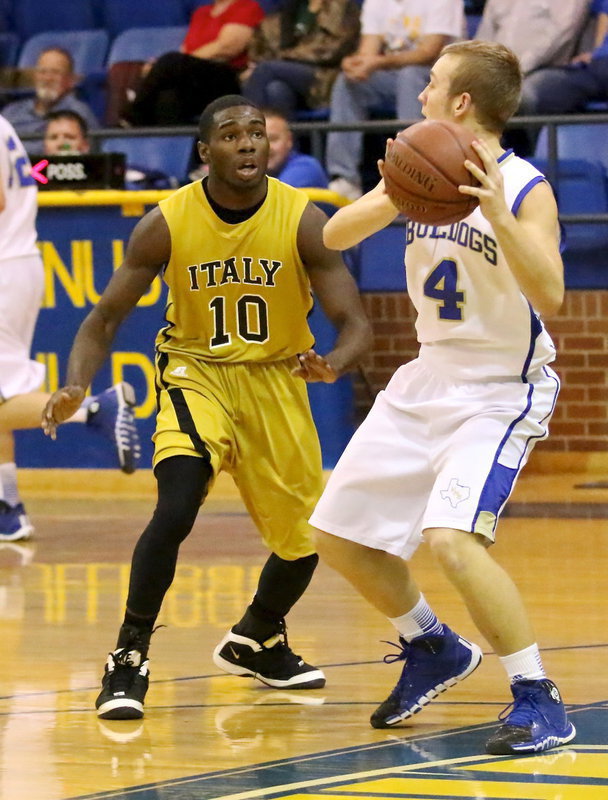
[42, 208, 171, 437]
[296, 202, 372, 382]
[323, 178, 399, 251]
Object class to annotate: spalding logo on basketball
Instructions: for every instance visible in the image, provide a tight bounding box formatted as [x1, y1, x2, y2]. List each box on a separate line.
[383, 120, 484, 226]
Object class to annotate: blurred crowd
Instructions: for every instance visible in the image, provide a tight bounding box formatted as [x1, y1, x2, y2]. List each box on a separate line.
[1, 0, 607, 191]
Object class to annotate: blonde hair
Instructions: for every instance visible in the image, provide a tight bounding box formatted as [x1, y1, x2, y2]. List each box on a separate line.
[440, 40, 522, 133]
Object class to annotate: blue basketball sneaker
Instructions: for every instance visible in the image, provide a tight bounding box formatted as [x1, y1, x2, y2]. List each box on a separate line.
[0, 501, 34, 541]
[86, 382, 141, 474]
[370, 625, 483, 728]
[485, 678, 576, 754]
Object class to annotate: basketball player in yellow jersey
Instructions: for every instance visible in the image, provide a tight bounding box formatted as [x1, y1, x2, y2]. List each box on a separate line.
[42, 95, 371, 721]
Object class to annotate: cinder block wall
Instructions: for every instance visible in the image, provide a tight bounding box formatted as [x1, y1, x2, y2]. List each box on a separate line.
[353, 291, 608, 454]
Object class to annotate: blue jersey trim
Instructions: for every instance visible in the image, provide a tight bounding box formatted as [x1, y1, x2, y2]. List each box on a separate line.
[471, 369, 560, 532]
[518, 366, 560, 470]
[497, 149, 514, 163]
[512, 175, 545, 216]
[520, 305, 544, 381]
[472, 384, 534, 532]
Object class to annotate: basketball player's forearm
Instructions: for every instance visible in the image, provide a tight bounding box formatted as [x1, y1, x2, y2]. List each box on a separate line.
[491, 217, 564, 316]
[324, 194, 398, 250]
[65, 312, 117, 390]
[326, 316, 372, 375]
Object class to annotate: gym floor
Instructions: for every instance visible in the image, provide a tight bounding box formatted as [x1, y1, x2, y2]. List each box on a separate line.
[0, 469, 607, 800]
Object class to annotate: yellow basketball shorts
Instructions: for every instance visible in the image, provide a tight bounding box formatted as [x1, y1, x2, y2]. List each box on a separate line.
[153, 351, 323, 560]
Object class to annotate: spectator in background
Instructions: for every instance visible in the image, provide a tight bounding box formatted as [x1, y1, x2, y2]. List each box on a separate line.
[519, 0, 608, 116]
[124, 0, 264, 126]
[2, 48, 98, 154]
[43, 109, 90, 154]
[476, 0, 593, 77]
[325, 0, 465, 201]
[265, 108, 328, 187]
[42, 110, 175, 190]
[243, 0, 360, 120]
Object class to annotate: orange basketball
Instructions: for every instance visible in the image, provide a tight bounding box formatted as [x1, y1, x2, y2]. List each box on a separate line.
[383, 120, 484, 226]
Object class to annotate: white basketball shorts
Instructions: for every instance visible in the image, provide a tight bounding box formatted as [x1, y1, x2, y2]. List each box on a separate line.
[310, 357, 560, 559]
[0, 253, 45, 402]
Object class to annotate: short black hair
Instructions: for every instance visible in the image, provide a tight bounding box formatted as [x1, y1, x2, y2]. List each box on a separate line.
[45, 109, 88, 137]
[198, 95, 262, 142]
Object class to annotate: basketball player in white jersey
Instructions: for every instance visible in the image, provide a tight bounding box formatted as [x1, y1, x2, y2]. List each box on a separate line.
[0, 114, 141, 541]
[309, 40, 576, 755]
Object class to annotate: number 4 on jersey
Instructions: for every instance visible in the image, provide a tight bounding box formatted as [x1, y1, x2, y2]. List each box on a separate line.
[423, 258, 464, 320]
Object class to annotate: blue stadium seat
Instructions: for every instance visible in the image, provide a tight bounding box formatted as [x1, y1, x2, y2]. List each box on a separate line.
[100, 135, 194, 186]
[12, 0, 97, 40]
[106, 26, 188, 66]
[18, 29, 109, 76]
[531, 155, 608, 287]
[101, 0, 187, 38]
[532, 156, 608, 248]
[0, 31, 19, 66]
[535, 123, 608, 175]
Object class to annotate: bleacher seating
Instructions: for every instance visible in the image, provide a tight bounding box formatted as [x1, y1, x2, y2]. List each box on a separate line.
[535, 123, 608, 175]
[532, 153, 608, 287]
[106, 26, 187, 66]
[100, 135, 194, 186]
[11, 0, 97, 41]
[101, 0, 187, 38]
[0, 30, 18, 66]
[18, 29, 109, 76]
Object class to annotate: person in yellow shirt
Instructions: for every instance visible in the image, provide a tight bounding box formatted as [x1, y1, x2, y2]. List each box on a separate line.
[42, 94, 371, 720]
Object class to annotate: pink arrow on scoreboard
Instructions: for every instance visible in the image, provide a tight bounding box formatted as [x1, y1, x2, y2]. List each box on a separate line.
[31, 159, 49, 184]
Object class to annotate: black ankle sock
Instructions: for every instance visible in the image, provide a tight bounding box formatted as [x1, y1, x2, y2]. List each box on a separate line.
[233, 603, 283, 643]
[123, 610, 157, 632]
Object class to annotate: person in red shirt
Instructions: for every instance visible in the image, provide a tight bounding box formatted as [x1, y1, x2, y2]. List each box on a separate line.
[125, 0, 265, 126]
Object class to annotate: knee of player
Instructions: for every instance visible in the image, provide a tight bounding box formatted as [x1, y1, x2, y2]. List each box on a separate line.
[425, 528, 475, 575]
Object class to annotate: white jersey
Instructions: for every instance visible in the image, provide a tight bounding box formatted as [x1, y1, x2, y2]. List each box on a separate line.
[404, 150, 557, 381]
[0, 115, 38, 262]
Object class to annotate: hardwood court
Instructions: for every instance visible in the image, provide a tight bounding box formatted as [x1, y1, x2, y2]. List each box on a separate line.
[0, 469, 607, 800]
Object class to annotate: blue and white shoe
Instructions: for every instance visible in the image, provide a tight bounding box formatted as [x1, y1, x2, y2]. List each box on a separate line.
[87, 382, 141, 474]
[0, 501, 34, 541]
[485, 678, 576, 754]
[370, 625, 483, 728]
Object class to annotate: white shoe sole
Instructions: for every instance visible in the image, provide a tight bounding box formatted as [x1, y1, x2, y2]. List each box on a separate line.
[212, 632, 326, 689]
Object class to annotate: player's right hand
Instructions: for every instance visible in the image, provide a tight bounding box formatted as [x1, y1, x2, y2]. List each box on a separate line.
[42, 385, 86, 440]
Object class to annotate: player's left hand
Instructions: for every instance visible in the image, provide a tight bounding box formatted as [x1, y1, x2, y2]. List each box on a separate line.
[41, 385, 86, 440]
[459, 138, 509, 224]
[292, 349, 338, 383]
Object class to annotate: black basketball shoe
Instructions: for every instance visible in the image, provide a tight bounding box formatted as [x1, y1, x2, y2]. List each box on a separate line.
[213, 620, 326, 690]
[95, 625, 152, 720]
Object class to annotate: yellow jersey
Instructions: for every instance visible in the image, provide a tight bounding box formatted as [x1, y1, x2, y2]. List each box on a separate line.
[156, 177, 315, 362]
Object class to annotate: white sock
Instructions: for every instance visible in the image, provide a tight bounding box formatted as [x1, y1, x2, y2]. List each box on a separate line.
[499, 644, 546, 683]
[0, 462, 20, 507]
[388, 594, 443, 642]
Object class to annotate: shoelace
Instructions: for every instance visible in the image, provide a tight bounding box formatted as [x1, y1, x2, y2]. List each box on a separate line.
[265, 621, 304, 663]
[381, 639, 411, 665]
[107, 649, 145, 693]
[498, 688, 545, 727]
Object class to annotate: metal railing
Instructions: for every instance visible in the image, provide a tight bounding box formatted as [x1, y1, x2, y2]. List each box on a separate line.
[20, 111, 608, 226]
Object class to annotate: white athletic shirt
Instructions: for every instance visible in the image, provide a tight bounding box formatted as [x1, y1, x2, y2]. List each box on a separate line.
[0, 115, 38, 262]
[361, 0, 465, 53]
[404, 150, 557, 381]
